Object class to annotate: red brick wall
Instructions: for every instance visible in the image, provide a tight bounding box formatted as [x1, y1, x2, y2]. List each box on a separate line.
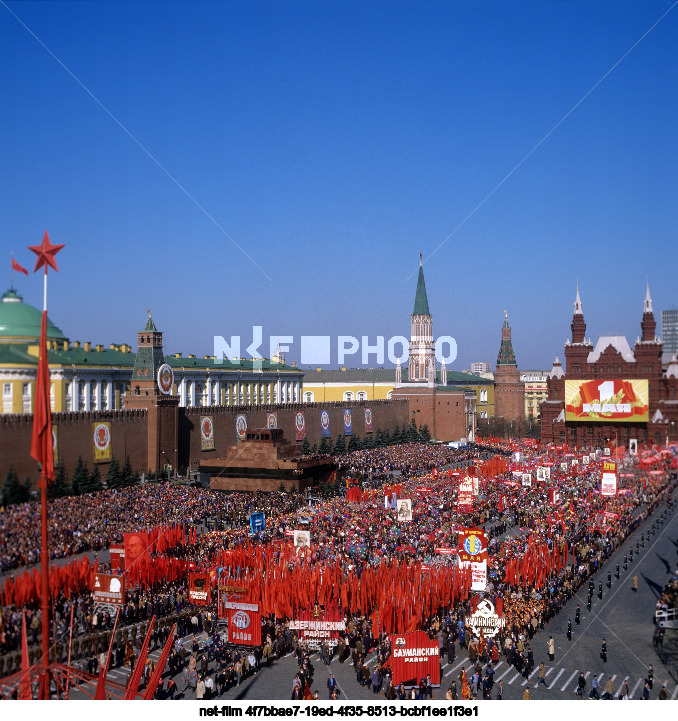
[1, 400, 409, 488]
[391, 387, 468, 442]
[494, 365, 525, 422]
[180, 400, 409, 471]
[0, 410, 148, 488]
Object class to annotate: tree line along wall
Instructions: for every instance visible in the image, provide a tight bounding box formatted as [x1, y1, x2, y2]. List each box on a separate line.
[0, 410, 148, 489]
[179, 399, 410, 471]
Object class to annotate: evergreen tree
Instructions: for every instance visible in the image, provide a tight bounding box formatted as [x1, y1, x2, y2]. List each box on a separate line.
[120, 456, 134, 487]
[407, 422, 419, 443]
[89, 464, 103, 492]
[420, 423, 432, 442]
[1, 466, 28, 506]
[106, 457, 122, 489]
[71, 457, 89, 496]
[326, 436, 334, 455]
[361, 434, 373, 450]
[374, 428, 383, 447]
[48, 463, 70, 500]
[278, 481, 286, 493]
[301, 438, 311, 455]
[317, 476, 328, 498]
[391, 425, 401, 445]
[318, 437, 328, 454]
[382, 428, 391, 445]
[347, 434, 360, 452]
[334, 434, 346, 454]
[311, 442, 318, 455]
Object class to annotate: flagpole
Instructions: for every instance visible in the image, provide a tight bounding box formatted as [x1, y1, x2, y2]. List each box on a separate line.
[28, 231, 64, 700]
[40, 264, 50, 700]
[10, 252, 14, 290]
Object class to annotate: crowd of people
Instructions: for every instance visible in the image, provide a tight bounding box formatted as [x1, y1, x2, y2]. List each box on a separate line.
[0, 439, 676, 701]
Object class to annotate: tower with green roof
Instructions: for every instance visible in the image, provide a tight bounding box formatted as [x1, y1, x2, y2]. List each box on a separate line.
[129, 311, 166, 393]
[408, 255, 436, 384]
[494, 310, 524, 422]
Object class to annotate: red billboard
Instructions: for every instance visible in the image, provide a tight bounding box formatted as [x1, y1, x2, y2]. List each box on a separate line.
[565, 379, 649, 422]
[388, 631, 440, 686]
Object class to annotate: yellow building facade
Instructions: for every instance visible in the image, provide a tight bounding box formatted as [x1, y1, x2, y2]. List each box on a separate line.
[0, 290, 302, 415]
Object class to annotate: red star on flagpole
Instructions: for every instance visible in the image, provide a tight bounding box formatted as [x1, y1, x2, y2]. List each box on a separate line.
[28, 231, 65, 273]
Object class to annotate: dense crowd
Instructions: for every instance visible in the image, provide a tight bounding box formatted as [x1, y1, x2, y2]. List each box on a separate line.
[0, 439, 676, 700]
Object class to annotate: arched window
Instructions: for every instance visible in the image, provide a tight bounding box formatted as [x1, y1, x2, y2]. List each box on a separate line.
[134, 386, 140, 395]
[356, 391, 367, 401]
[303, 391, 314, 403]
[343, 391, 354, 402]
[387, 390, 393, 400]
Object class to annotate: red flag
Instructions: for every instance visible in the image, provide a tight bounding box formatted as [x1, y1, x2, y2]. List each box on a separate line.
[20, 611, 31, 699]
[30, 311, 54, 488]
[12, 257, 29, 276]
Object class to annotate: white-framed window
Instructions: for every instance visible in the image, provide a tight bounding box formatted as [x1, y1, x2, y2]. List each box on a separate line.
[356, 391, 367, 401]
[480, 410, 488, 419]
[387, 390, 393, 400]
[22, 382, 32, 413]
[303, 391, 314, 403]
[343, 391, 354, 401]
[2, 383, 12, 413]
[479, 389, 488, 403]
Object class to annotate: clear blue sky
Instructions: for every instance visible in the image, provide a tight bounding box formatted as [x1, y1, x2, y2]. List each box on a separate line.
[2, 1, 677, 370]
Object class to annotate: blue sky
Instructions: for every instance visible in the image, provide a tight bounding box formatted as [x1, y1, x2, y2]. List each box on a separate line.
[2, 1, 677, 371]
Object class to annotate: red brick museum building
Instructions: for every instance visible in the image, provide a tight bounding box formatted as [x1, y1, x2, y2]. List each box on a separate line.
[540, 285, 678, 447]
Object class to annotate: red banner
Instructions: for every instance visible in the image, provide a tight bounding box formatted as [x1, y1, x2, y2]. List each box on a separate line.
[457, 528, 487, 564]
[188, 572, 212, 605]
[92, 573, 125, 606]
[123, 532, 150, 570]
[601, 460, 617, 497]
[388, 631, 440, 686]
[110, 544, 125, 572]
[457, 477, 474, 512]
[223, 602, 261, 646]
[288, 607, 346, 650]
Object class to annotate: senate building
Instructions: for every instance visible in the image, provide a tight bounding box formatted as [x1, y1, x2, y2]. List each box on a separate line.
[0, 287, 304, 416]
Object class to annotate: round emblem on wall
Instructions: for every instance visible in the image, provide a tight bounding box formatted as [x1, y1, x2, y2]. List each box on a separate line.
[267, 413, 277, 428]
[295, 412, 305, 432]
[321, 411, 329, 429]
[236, 416, 247, 437]
[201, 417, 213, 439]
[94, 423, 110, 451]
[233, 611, 250, 629]
[157, 364, 174, 394]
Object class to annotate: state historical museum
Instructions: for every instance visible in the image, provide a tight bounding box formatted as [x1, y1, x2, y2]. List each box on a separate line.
[540, 285, 678, 447]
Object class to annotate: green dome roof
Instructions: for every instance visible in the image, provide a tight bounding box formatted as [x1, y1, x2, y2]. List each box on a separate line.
[0, 289, 68, 343]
